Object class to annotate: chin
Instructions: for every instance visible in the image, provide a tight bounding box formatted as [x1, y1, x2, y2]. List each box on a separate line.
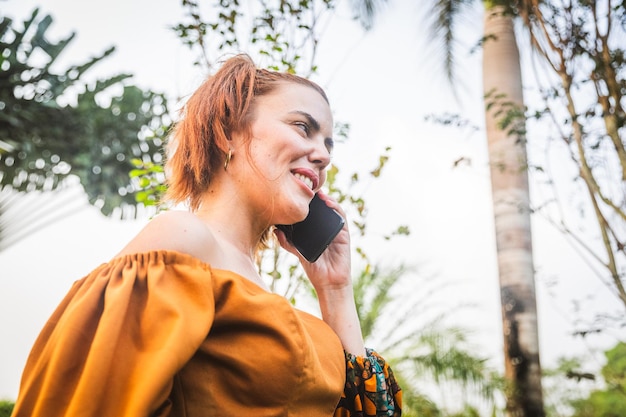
[286, 200, 310, 224]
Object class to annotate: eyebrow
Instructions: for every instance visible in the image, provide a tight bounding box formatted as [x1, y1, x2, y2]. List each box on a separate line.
[289, 110, 321, 131]
[289, 110, 334, 148]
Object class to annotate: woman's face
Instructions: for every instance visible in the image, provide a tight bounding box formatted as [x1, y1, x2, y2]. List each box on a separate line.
[232, 82, 334, 226]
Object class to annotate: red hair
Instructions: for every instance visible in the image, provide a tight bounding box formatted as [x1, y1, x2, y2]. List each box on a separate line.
[165, 54, 328, 210]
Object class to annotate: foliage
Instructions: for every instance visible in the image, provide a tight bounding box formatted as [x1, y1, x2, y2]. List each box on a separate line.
[129, 159, 167, 208]
[542, 356, 598, 417]
[398, 326, 505, 416]
[571, 389, 626, 417]
[172, 0, 338, 75]
[540, 342, 626, 417]
[601, 342, 626, 390]
[515, 1, 626, 321]
[345, 234, 504, 416]
[426, 0, 477, 84]
[422, 2, 626, 323]
[0, 400, 14, 417]
[349, 0, 390, 30]
[423, 1, 625, 410]
[0, 8, 172, 248]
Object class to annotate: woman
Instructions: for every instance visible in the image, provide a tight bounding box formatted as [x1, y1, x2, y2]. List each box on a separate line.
[11, 54, 402, 417]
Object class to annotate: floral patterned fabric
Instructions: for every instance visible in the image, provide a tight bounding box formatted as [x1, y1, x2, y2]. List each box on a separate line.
[334, 348, 402, 416]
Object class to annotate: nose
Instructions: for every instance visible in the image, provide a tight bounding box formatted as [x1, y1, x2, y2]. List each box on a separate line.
[308, 135, 332, 169]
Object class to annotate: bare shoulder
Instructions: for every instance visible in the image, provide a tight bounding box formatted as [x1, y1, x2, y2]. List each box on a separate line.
[115, 210, 218, 263]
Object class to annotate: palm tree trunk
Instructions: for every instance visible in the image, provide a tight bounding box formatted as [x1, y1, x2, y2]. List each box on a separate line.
[482, 5, 545, 417]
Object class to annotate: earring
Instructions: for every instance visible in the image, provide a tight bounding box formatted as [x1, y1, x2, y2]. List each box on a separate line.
[224, 148, 233, 170]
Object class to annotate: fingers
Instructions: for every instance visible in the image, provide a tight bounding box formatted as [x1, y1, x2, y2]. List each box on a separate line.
[273, 227, 290, 250]
[315, 191, 347, 221]
[273, 227, 305, 261]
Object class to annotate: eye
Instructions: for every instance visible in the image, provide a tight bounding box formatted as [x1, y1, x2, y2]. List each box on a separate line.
[325, 138, 334, 153]
[294, 121, 310, 135]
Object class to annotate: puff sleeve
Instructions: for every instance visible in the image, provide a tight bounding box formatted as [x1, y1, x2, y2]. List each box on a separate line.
[334, 348, 403, 417]
[11, 251, 216, 417]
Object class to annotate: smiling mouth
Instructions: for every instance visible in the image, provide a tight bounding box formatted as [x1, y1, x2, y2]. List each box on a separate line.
[294, 172, 316, 190]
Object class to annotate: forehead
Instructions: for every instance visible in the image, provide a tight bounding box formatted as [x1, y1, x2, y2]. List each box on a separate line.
[256, 83, 333, 130]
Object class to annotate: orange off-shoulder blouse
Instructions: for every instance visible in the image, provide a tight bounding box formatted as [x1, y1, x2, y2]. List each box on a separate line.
[12, 250, 401, 417]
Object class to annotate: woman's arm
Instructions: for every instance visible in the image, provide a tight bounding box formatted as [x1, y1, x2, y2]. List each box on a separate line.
[276, 193, 402, 415]
[275, 192, 365, 356]
[315, 284, 365, 356]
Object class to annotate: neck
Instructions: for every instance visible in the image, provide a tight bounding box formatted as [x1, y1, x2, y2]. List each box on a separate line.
[194, 197, 272, 292]
[194, 189, 270, 261]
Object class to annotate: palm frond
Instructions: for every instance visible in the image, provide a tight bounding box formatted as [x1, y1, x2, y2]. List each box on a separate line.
[427, 0, 475, 83]
[0, 179, 87, 251]
[349, 0, 390, 30]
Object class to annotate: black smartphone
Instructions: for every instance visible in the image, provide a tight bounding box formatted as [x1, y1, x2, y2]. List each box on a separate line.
[277, 194, 345, 263]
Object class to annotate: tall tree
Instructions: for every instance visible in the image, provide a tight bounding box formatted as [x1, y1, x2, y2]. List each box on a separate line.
[481, 4, 543, 416]
[360, 0, 626, 412]
[353, 0, 545, 415]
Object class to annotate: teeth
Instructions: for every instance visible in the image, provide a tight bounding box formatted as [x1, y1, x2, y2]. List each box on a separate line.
[295, 173, 313, 190]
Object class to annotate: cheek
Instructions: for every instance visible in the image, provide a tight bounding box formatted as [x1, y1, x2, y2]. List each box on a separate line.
[319, 171, 327, 189]
[247, 139, 273, 163]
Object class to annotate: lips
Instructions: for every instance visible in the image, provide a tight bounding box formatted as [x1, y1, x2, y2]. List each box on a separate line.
[292, 168, 319, 191]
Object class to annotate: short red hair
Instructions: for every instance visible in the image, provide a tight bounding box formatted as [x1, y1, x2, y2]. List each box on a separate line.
[165, 54, 328, 210]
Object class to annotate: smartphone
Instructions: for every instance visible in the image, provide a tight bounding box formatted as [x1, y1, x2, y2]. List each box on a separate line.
[277, 194, 345, 263]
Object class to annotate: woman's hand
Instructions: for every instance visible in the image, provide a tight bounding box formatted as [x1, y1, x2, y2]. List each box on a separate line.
[276, 192, 364, 355]
[274, 191, 352, 292]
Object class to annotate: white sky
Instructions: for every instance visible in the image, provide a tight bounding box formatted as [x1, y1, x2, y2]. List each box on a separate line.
[0, 0, 620, 401]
